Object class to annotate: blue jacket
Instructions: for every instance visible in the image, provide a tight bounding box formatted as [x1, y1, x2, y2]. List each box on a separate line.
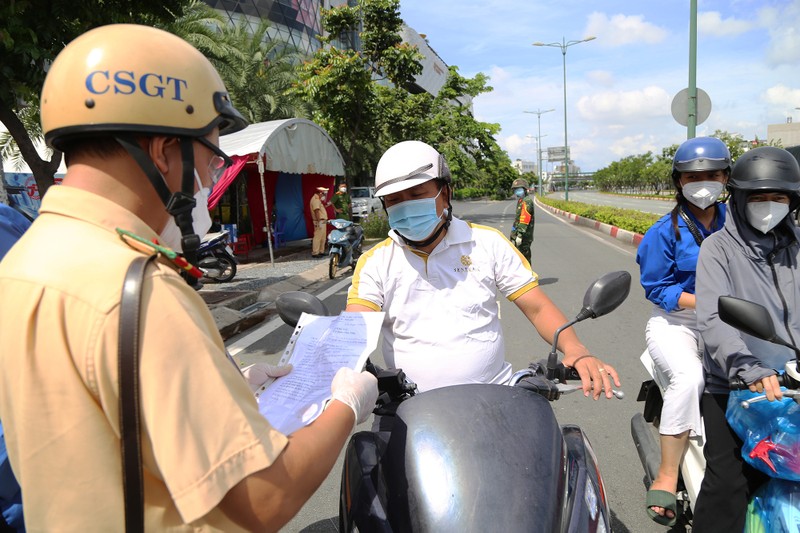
[0, 204, 32, 261]
[0, 422, 23, 531]
[636, 203, 726, 312]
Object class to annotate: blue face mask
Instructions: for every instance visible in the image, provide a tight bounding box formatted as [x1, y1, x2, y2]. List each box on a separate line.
[386, 187, 447, 242]
[514, 188, 525, 198]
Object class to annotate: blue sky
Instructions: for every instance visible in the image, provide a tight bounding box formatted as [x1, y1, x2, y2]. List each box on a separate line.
[399, 0, 800, 172]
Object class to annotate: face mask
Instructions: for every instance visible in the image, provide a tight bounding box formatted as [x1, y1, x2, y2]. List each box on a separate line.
[159, 171, 213, 251]
[386, 187, 446, 242]
[339, 187, 347, 193]
[682, 181, 724, 210]
[746, 201, 790, 234]
[514, 188, 525, 198]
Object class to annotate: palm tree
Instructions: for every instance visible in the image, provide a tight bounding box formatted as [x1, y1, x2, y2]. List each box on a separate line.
[214, 18, 311, 122]
[165, 1, 311, 123]
[0, 104, 49, 173]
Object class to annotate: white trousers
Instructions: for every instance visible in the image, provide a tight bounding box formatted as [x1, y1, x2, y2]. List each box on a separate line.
[645, 310, 705, 438]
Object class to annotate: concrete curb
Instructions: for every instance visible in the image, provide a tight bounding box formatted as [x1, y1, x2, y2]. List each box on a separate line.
[535, 197, 645, 247]
[211, 260, 331, 340]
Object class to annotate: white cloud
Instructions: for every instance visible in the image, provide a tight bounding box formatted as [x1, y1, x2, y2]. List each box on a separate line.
[584, 12, 668, 47]
[606, 134, 661, 158]
[503, 133, 536, 155]
[586, 70, 615, 87]
[763, 84, 800, 108]
[577, 86, 672, 122]
[753, 3, 800, 66]
[697, 11, 752, 37]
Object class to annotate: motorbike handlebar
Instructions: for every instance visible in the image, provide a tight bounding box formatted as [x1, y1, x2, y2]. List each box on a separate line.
[365, 359, 417, 415]
[729, 372, 800, 390]
[512, 360, 624, 401]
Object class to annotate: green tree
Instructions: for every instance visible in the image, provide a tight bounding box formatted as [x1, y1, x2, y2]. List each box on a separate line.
[292, 0, 423, 179]
[293, 0, 517, 192]
[592, 130, 780, 195]
[196, 15, 309, 122]
[0, 0, 189, 196]
[421, 67, 516, 195]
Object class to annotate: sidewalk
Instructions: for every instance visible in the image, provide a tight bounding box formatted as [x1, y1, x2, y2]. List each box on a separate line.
[199, 238, 370, 340]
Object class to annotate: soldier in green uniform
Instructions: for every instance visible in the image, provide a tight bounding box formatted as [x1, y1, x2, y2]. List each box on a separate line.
[510, 178, 535, 263]
[331, 182, 352, 220]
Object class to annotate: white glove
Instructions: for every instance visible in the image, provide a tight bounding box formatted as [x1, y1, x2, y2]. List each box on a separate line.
[242, 362, 293, 392]
[515, 236, 523, 246]
[330, 367, 378, 425]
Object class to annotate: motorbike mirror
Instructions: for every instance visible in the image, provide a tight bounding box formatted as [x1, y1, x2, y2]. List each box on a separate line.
[546, 271, 631, 377]
[575, 271, 631, 321]
[276, 291, 330, 327]
[718, 296, 794, 348]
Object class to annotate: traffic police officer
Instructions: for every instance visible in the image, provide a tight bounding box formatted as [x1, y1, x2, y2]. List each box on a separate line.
[510, 177, 535, 263]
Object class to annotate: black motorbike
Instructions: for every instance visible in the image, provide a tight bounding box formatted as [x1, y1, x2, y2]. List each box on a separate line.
[276, 271, 631, 532]
[197, 230, 237, 283]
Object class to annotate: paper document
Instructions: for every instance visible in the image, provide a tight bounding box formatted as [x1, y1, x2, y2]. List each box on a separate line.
[257, 311, 385, 435]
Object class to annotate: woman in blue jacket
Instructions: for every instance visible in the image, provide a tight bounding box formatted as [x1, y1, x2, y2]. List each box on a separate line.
[635, 137, 731, 526]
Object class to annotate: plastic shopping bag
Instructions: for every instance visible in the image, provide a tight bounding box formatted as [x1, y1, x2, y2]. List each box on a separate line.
[726, 389, 800, 481]
[745, 479, 800, 533]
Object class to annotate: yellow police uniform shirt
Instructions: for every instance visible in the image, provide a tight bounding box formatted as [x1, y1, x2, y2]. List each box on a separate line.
[347, 217, 538, 392]
[309, 193, 327, 222]
[0, 185, 287, 531]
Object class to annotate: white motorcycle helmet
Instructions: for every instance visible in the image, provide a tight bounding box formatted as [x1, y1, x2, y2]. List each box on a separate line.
[374, 141, 451, 198]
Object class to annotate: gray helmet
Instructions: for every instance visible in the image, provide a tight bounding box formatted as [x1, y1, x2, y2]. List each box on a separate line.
[512, 178, 529, 189]
[728, 146, 800, 194]
[728, 146, 800, 229]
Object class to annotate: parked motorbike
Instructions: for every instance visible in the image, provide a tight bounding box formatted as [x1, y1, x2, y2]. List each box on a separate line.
[327, 218, 364, 279]
[631, 349, 706, 528]
[197, 230, 237, 283]
[334, 270, 631, 532]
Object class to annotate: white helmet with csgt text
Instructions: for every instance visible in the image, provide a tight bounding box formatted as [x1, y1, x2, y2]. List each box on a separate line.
[374, 141, 451, 198]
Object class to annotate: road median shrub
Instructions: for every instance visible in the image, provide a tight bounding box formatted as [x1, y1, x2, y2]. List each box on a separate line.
[538, 197, 659, 235]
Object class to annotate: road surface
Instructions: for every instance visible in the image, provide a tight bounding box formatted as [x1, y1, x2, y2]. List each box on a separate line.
[226, 198, 673, 532]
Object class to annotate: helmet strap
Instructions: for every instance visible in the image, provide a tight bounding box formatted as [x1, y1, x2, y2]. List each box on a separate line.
[115, 134, 172, 206]
[170, 138, 201, 286]
[116, 134, 201, 287]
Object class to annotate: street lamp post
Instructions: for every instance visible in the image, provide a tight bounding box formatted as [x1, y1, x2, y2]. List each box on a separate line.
[533, 36, 595, 201]
[524, 108, 554, 196]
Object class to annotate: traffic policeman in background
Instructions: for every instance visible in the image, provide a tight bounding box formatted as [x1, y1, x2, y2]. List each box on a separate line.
[510, 177, 535, 263]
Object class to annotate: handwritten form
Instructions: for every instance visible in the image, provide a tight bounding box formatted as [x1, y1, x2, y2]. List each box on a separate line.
[257, 312, 385, 435]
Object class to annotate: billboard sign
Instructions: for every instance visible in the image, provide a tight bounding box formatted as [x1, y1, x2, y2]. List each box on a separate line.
[547, 146, 568, 162]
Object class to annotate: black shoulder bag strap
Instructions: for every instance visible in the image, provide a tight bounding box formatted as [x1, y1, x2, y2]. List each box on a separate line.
[678, 206, 705, 247]
[119, 254, 156, 533]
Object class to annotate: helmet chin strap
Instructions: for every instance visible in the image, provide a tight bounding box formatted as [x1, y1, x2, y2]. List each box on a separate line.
[116, 134, 201, 287]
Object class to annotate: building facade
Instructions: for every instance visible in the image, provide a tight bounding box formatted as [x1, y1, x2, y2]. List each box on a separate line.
[512, 159, 536, 175]
[203, 0, 448, 99]
[767, 118, 800, 149]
